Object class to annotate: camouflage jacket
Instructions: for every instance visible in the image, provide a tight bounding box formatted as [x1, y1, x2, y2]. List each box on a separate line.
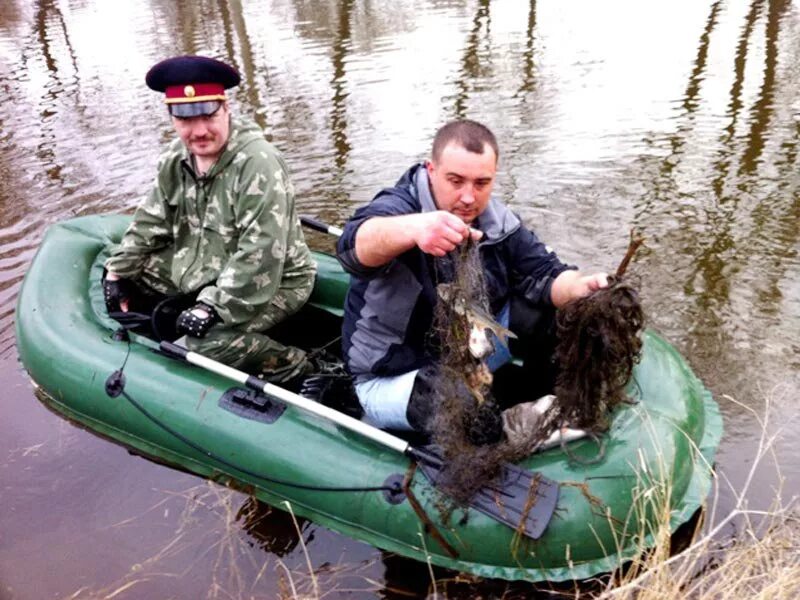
[105, 117, 316, 328]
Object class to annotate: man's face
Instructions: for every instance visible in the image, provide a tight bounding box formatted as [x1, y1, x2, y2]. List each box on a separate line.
[171, 103, 230, 161]
[426, 141, 497, 225]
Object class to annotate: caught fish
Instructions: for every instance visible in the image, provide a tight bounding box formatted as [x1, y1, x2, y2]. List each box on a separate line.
[437, 284, 517, 360]
[464, 303, 517, 359]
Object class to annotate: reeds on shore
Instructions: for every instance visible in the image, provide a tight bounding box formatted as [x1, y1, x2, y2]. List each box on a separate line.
[594, 391, 799, 600]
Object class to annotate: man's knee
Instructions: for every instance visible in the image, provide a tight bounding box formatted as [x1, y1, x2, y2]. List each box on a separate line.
[186, 329, 310, 383]
[185, 328, 244, 361]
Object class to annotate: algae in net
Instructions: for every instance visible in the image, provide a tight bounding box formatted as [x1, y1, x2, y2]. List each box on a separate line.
[426, 234, 645, 506]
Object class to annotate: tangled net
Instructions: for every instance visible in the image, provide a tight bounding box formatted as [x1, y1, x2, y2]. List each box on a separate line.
[553, 277, 644, 431]
[425, 235, 645, 506]
[428, 241, 554, 505]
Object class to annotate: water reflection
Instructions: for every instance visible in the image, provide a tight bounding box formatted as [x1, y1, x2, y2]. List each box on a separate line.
[739, 0, 788, 176]
[453, 0, 491, 118]
[238, 497, 309, 556]
[1, 0, 799, 596]
[218, 0, 268, 129]
[33, 0, 76, 185]
[625, 0, 799, 397]
[329, 0, 353, 172]
[712, 0, 763, 198]
[517, 1, 537, 96]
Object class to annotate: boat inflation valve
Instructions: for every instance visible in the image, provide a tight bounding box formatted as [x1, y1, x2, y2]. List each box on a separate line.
[382, 474, 406, 505]
[105, 370, 126, 398]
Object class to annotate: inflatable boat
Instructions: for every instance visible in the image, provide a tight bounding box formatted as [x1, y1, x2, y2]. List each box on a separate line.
[15, 215, 722, 582]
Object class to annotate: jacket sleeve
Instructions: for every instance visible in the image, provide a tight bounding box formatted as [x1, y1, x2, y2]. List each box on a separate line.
[507, 227, 576, 305]
[196, 155, 298, 325]
[336, 190, 414, 278]
[104, 170, 174, 279]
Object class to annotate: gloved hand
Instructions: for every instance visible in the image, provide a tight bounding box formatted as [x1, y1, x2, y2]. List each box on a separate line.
[176, 303, 220, 338]
[103, 276, 137, 313]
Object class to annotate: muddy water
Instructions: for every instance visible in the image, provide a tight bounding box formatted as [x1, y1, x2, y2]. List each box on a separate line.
[1, 0, 798, 598]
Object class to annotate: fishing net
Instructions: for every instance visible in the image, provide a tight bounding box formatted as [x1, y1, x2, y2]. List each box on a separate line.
[426, 236, 644, 506]
[553, 277, 644, 430]
[427, 240, 555, 505]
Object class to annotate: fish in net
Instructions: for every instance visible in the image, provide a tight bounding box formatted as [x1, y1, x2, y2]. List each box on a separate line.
[425, 233, 645, 506]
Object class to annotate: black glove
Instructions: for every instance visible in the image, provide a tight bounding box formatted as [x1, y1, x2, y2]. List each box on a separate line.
[176, 303, 220, 338]
[103, 276, 137, 313]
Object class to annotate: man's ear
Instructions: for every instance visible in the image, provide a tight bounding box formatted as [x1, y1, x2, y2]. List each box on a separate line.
[425, 160, 435, 177]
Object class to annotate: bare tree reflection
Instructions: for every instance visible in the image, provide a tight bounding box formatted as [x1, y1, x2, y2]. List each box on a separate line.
[29, 0, 82, 184]
[626, 0, 797, 392]
[330, 0, 354, 172]
[711, 0, 764, 197]
[684, 0, 791, 327]
[650, 0, 722, 191]
[630, 0, 722, 259]
[453, 0, 491, 118]
[173, 0, 200, 55]
[216, 0, 267, 130]
[517, 1, 537, 96]
[738, 105, 800, 348]
[739, 0, 790, 175]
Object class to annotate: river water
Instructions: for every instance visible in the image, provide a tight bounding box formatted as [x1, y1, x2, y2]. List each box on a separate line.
[1, 0, 798, 598]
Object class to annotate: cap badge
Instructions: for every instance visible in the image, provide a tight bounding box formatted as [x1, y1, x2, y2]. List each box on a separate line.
[184, 85, 196, 98]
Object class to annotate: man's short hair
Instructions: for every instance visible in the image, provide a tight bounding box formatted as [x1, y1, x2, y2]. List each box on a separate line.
[431, 119, 499, 163]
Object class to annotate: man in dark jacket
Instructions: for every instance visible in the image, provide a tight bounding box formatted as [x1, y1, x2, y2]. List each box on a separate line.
[336, 120, 607, 431]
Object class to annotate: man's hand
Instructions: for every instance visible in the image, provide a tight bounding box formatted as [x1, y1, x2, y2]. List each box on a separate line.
[550, 270, 609, 308]
[103, 274, 136, 313]
[176, 303, 221, 338]
[353, 212, 483, 267]
[411, 211, 483, 257]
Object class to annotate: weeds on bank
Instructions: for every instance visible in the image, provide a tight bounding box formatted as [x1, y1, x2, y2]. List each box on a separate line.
[594, 390, 799, 600]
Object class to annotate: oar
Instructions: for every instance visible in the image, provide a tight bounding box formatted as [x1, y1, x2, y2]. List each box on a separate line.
[300, 215, 343, 237]
[158, 341, 559, 540]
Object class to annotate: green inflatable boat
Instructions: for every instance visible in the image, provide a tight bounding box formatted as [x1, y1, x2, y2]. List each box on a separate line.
[15, 215, 722, 582]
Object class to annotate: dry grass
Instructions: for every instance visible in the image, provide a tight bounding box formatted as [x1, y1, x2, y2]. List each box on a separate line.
[593, 389, 799, 600]
[65, 480, 383, 600]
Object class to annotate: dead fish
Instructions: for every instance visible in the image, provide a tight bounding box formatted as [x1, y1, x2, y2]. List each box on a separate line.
[460, 302, 518, 360]
[437, 284, 517, 360]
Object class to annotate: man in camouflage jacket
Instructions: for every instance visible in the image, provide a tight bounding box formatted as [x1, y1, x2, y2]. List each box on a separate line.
[104, 56, 316, 382]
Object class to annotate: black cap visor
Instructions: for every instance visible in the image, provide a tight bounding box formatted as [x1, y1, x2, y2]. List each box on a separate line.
[169, 100, 222, 118]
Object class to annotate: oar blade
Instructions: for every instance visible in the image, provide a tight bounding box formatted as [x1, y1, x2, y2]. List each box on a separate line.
[416, 452, 559, 540]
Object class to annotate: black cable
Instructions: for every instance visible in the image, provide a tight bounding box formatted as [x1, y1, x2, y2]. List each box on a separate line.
[107, 332, 400, 495]
[116, 386, 398, 494]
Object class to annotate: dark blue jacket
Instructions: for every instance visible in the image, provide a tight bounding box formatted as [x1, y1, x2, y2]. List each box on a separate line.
[336, 163, 572, 382]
